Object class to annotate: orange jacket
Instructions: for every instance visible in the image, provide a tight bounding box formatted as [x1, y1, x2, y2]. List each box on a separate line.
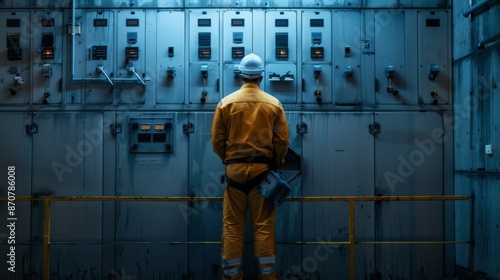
[211, 83, 289, 183]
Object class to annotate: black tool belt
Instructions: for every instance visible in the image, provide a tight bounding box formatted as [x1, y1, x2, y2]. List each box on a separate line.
[225, 156, 271, 165]
[225, 156, 271, 194]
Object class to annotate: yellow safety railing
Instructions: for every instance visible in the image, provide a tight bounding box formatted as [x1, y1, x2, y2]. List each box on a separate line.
[0, 195, 470, 280]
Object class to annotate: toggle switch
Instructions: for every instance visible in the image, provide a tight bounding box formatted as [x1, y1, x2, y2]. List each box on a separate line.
[341, 66, 353, 78]
[386, 66, 395, 79]
[200, 64, 208, 78]
[233, 65, 241, 78]
[429, 64, 440, 81]
[313, 65, 321, 79]
[13, 73, 23, 85]
[167, 66, 175, 78]
[43, 64, 52, 77]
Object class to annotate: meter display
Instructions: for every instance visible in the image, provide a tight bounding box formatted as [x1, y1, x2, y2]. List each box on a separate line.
[126, 18, 139, 27]
[130, 118, 174, 153]
[275, 33, 289, 58]
[125, 47, 139, 59]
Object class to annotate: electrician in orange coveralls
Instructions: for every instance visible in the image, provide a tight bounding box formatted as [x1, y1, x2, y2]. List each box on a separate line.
[211, 53, 289, 279]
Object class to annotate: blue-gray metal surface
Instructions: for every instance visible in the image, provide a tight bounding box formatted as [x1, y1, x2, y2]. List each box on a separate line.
[301, 112, 375, 278]
[452, 0, 500, 277]
[455, 173, 500, 279]
[375, 112, 449, 279]
[1, 0, 453, 8]
[0, 3, 458, 279]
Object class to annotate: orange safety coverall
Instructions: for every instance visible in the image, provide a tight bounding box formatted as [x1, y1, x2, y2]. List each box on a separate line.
[211, 83, 289, 279]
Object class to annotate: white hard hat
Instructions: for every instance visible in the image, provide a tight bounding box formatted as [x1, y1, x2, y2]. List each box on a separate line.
[239, 53, 264, 79]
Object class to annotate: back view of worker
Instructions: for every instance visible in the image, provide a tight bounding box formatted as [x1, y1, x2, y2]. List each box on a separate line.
[211, 53, 289, 279]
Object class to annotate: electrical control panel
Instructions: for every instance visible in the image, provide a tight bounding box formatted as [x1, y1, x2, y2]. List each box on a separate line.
[265, 10, 298, 104]
[190, 11, 219, 63]
[223, 11, 253, 62]
[189, 10, 220, 104]
[32, 11, 63, 104]
[417, 10, 450, 105]
[71, 10, 115, 104]
[116, 10, 147, 104]
[0, 12, 30, 104]
[222, 10, 254, 97]
[375, 10, 407, 104]
[0, 7, 451, 109]
[333, 11, 362, 105]
[156, 11, 186, 104]
[266, 11, 297, 64]
[129, 118, 174, 153]
[302, 10, 332, 104]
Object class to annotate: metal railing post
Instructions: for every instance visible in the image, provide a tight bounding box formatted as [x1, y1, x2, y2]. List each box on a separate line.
[349, 199, 355, 280]
[43, 199, 51, 280]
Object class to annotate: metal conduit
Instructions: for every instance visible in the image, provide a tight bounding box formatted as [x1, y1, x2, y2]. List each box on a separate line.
[1, 195, 470, 280]
[478, 33, 500, 49]
[463, 0, 499, 17]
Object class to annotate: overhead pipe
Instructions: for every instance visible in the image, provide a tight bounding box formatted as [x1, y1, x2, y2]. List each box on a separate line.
[463, 0, 498, 17]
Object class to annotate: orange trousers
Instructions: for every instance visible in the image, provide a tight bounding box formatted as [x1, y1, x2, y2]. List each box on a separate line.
[221, 185, 279, 280]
